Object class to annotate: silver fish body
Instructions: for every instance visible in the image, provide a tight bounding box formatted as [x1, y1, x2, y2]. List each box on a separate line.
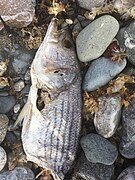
[20, 19, 82, 180]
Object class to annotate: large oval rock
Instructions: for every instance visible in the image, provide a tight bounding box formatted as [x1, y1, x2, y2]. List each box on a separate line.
[119, 97, 135, 158]
[117, 21, 135, 66]
[0, 0, 35, 28]
[76, 0, 105, 11]
[0, 114, 9, 144]
[83, 57, 127, 91]
[0, 146, 7, 171]
[0, 166, 35, 179]
[116, 166, 135, 180]
[94, 94, 122, 138]
[76, 153, 114, 180]
[80, 133, 118, 165]
[76, 15, 119, 62]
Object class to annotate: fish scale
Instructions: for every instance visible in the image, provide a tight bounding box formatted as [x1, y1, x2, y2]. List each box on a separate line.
[22, 78, 81, 180]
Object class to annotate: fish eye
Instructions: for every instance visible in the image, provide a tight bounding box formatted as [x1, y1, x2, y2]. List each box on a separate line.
[63, 39, 73, 49]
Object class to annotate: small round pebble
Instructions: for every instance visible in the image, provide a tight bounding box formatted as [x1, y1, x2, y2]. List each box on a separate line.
[94, 94, 121, 138]
[80, 133, 118, 165]
[83, 57, 127, 91]
[0, 146, 7, 171]
[116, 166, 135, 180]
[76, 15, 119, 62]
[76, 153, 114, 180]
[119, 97, 135, 158]
[0, 96, 16, 113]
[0, 114, 9, 144]
[0, 166, 35, 179]
[14, 80, 25, 92]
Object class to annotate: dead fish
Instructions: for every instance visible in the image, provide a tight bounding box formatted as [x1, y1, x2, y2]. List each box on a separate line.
[15, 18, 82, 180]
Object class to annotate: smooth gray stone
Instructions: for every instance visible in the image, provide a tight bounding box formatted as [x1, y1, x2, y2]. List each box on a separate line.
[83, 57, 127, 91]
[94, 94, 122, 138]
[116, 166, 135, 180]
[0, 96, 16, 113]
[76, 15, 119, 62]
[80, 133, 118, 165]
[76, 0, 105, 11]
[119, 97, 135, 158]
[76, 153, 114, 180]
[117, 21, 135, 66]
[0, 166, 35, 179]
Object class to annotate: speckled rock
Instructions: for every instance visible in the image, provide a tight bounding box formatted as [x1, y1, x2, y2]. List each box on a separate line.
[117, 21, 135, 66]
[83, 57, 127, 91]
[0, 146, 7, 171]
[76, 153, 114, 180]
[0, 0, 35, 28]
[0, 166, 35, 179]
[76, 15, 119, 62]
[76, 0, 105, 11]
[80, 133, 118, 165]
[114, 0, 135, 14]
[0, 96, 16, 114]
[9, 45, 36, 75]
[119, 97, 135, 158]
[14, 80, 25, 92]
[0, 114, 9, 144]
[94, 94, 122, 138]
[116, 166, 135, 180]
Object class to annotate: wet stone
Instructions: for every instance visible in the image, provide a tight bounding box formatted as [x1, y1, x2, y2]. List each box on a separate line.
[0, 166, 35, 180]
[76, 0, 105, 11]
[76, 15, 119, 62]
[83, 57, 127, 91]
[117, 21, 135, 66]
[0, 96, 16, 114]
[0, 114, 9, 144]
[94, 94, 122, 138]
[116, 166, 135, 180]
[119, 97, 135, 158]
[0, 0, 35, 28]
[76, 153, 114, 180]
[0, 146, 7, 171]
[80, 133, 118, 165]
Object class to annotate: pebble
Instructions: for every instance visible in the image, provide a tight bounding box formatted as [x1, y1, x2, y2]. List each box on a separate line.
[0, 0, 35, 28]
[117, 21, 135, 66]
[0, 96, 16, 114]
[94, 94, 122, 138]
[76, 153, 114, 180]
[76, 0, 105, 11]
[0, 146, 7, 171]
[116, 166, 135, 180]
[14, 104, 21, 114]
[119, 97, 135, 158]
[83, 57, 127, 91]
[9, 45, 36, 75]
[114, 0, 135, 14]
[80, 133, 118, 165]
[14, 80, 25, 92]
[0, 114, 9, 144]
[0, 166, 35, 179]
[76, 15, 119, 62]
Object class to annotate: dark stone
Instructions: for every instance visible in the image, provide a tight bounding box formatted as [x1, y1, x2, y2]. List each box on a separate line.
[119, 97, 135, 158]
[0, 96, 16, 113]
[76, 153, 114, 180]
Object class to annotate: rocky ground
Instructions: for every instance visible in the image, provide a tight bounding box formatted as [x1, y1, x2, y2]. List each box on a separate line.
[0, 0, 135, 179]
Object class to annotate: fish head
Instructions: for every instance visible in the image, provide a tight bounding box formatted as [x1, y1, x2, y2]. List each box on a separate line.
[32, 18, 80, 96]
